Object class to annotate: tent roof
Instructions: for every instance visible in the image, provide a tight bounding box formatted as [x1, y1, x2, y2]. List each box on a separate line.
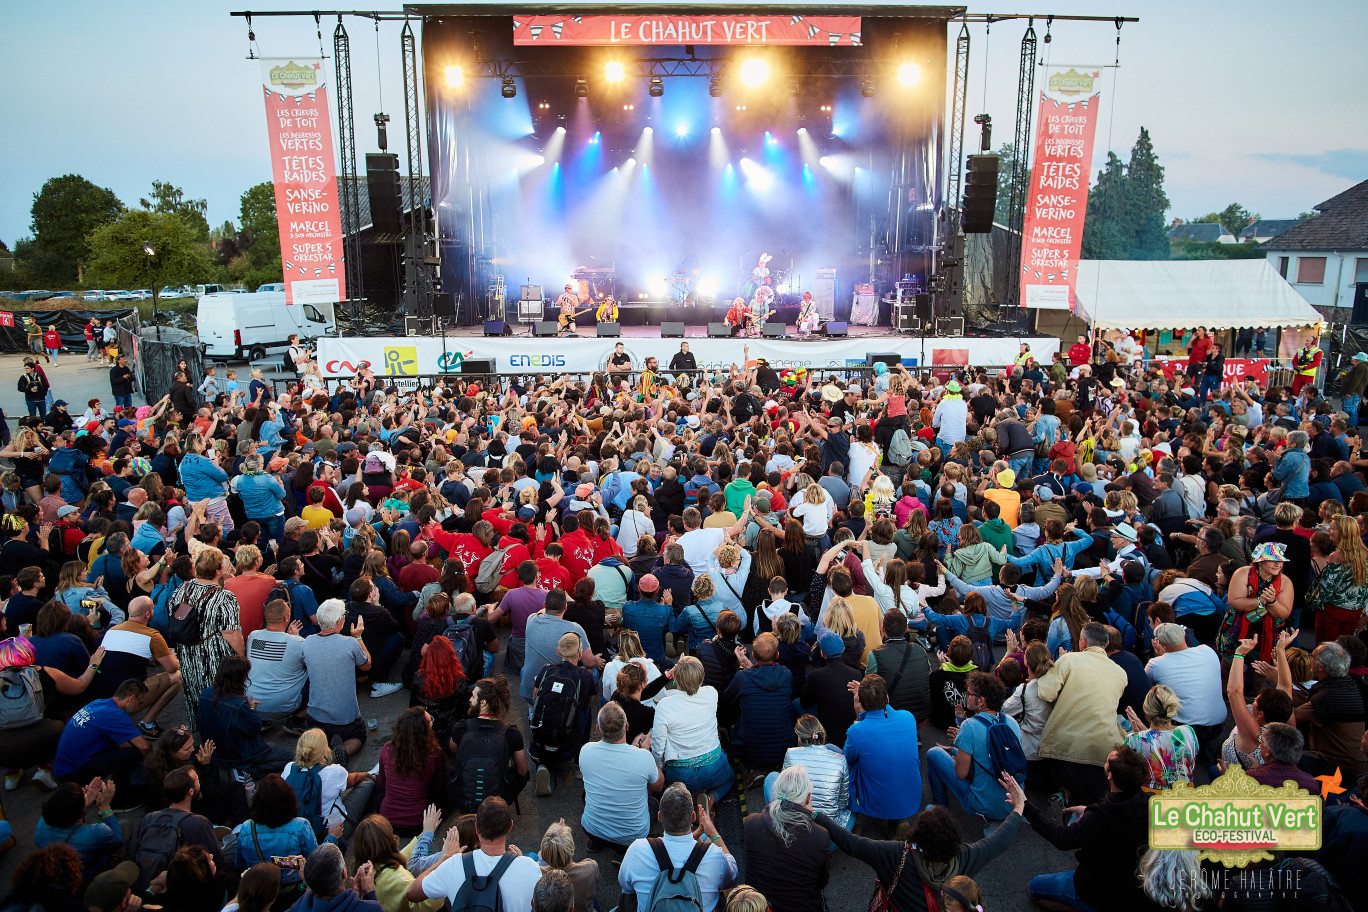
[1074, 259, 1323, 331]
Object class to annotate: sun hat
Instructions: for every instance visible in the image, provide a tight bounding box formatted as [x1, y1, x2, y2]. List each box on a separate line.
[1112, 523, 1138, 543]
[996, 468, 1015, 488]
[1078, 463, 1098, 482]
[945, 380, 962, 394]
[1251, 542, 1288, 564]
[1354, 352, 1368, 362]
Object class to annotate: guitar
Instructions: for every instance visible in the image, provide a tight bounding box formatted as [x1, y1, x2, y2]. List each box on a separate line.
[557, 306, 595, 330]
[746, 308, 777, 328]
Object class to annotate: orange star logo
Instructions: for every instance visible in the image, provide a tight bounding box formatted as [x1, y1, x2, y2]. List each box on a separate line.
[1316, 767, 1347, 798]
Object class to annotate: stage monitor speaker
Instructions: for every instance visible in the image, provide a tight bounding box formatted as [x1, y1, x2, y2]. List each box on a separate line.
[521, 285, 543, 302]
[432, 292, 454, 319]
[661, 321, 685, 338]
[937, 316, 966, 336]
[866, 353, 901, 368]
[483, 321, 508, 337]
[460, 358, 495, 374]
[364, 153, 403, 236]
[962, 154, 1000, 234]
[762, 322, 785, 338]
[915, 293, 934, 322]
[895, 309, 921, 332]
[825, 321, 848, 338]
[708, 322, 731, 338]
[597, 322, 621, 337]
[534, 321, 559, 337]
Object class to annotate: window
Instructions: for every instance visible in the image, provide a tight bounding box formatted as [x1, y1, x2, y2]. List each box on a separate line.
[1278, 256, 1290, 279]
[1355, 257, 1368, 283]
[1296, 256, 1327, 284]
[304, 305, 324, 323]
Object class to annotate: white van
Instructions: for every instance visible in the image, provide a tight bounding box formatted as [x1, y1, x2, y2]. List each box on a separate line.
[197, 291, 336, 361]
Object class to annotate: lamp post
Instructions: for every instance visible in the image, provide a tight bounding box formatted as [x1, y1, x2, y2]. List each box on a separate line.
[143, 244, 161, 340]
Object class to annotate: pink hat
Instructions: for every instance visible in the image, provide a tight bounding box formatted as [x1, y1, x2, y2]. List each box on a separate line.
[135, 406, 152, 420]
[575, 483, 594, 499]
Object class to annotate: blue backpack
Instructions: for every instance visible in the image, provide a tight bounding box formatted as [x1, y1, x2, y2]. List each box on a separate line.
[285, 763, 327, 839]
[1104, 607, 1138, 651]
[971, 712, 1027, 784]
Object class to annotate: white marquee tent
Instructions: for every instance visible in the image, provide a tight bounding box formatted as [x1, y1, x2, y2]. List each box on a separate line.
[1073, 259, 1323, 331]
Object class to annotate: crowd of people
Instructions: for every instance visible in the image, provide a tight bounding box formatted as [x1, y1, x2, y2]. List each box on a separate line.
[0, 329, 1366, 912]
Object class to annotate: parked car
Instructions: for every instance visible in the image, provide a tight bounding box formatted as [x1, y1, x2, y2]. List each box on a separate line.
[48, 291, 77, 300]
[83, 290, 107, 301]
[19, 290, 54, 301]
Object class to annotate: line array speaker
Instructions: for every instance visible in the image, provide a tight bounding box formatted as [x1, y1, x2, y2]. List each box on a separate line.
[661, 322, 685, 338]
[364, 152, 403, 237]
[962, 154, 999, 234]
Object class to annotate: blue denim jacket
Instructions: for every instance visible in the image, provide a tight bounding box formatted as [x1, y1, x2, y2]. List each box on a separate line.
[233, 818, 318, 883]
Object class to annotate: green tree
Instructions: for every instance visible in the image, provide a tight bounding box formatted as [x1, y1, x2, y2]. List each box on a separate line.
[239, 182, 278, 240]
[140, 180, 210, 242]
[87, 209, 217, 312]
[1297, 210, 1319, 221]
[237, 182, 282, 291]
[25, 174, 124, 284]
[1081, 152, 1128, 259]
[992, 143, 1018, 226]
[1124, 128, 1170, 259]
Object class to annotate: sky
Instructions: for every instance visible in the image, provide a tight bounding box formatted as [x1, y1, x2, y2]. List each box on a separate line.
[3, 0, 1366, 247]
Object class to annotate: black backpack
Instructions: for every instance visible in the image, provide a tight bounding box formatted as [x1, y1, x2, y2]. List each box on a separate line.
[444, 616, 484, 678]
[529, 663, 583, 748]
[451, 718, 510, 812]
[452, 851, 516, 912]
[132, 808, 187, 890]
[965, 614, 994, 670]
[267, 580, 295, 618]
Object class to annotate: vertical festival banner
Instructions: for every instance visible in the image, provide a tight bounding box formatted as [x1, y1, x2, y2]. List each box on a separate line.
[1019, 67, 1103, 310]
[260, 58, 345, 308]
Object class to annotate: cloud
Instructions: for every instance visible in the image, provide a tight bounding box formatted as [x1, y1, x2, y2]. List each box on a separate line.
[1250, 148, 1368, 180]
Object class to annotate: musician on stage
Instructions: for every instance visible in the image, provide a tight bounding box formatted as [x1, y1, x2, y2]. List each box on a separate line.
[669, 342, 697, 372]
[797, 290, 820, 336]
[556, 284, 580, 336]
[747, 286, 774, 337]
[725, 297, 748, 337]
[596, 295, 620, 323]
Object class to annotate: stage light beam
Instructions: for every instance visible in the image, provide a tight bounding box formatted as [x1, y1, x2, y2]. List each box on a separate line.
[444, 65, 464, 87]
[898, 63, 921, 86]
[648, 274, 668, 296]
[605, 61, 625, 82]
[675, 123, 689, 137]
[698, 275, 719, 297]
[739, 58, 769, 87]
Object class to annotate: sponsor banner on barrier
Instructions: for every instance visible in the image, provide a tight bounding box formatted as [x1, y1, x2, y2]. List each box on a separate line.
[260, 58, 345, 308]
[1150, 356, 1271, 389]
[317, 336, 1061, 379]
[1020, 66, 1104, 311]
[513, 15, 862, 46]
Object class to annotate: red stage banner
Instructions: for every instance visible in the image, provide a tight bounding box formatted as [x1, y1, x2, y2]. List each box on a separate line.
[1019, 67, 1103, 311]
[1150, 356, 1271, 389]
[259, 58, 346, 308]
[513, 15, 862, 46]
[0, 313, 13, 328]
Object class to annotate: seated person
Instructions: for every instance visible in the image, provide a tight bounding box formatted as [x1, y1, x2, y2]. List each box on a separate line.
[528, 634, 596, 797]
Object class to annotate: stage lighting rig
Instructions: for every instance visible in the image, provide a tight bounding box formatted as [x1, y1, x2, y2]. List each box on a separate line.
[605, 61, 625, 82]
[649, 77, 664, 97]
[501, 77, 516, 98]
[860, 78, 876, 98]
[575, 78, 589, 98]
[739, 57, 769, 87]
[444, 65, 464, 87]
[709, 76, 723, 97]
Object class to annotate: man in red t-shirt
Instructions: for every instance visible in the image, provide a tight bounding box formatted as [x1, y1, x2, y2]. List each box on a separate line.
[534, 543, 572, 592]
[1068, 334, 1092, 367]
[557, 513, 599, 584]
[396, 539, 440, 592]
[306, 463, 346, 518]
[426, 522, 496, 577]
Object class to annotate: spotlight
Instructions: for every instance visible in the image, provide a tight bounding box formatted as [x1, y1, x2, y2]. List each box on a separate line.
[698, 275, 719, 298]
[623, 104, 635, 111]
[648, 274, 668, 296]
[675, 123, 688, 137]
[711, 126, 721, 134]
[649, 77, 663, 97]
[776, 283, 790, 295]
[739, 57, 769, 87]
[709, 76, 723, 97]
[556, 126, 566, 134]
[444, 65, 464, 87]
[575, 78, 588, 98]
[605, 61, 624, 82]
[735, 105, 747, 111]
[820, 104, 832, 113]
[797, 127, 807, 134]
[860, 79, 876, 98]
[643, 126, 653, 134]
[501, 76, 516, 98]
[898, 63, 921, 86]
[538, 101, 550, 110]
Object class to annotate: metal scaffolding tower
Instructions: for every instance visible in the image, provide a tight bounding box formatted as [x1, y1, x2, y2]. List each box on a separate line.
[334, 16, 366, 324]
[401, 18, 431, 319]
[1003, 20, 1037, 308]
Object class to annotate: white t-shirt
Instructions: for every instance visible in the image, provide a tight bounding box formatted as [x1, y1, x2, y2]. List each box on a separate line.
[281, 761, 350, 826]
[1145, 645, 1226, 727]
[791, 499, 832, 537]
[420, 849, 543, 912]
[678, 527, 727, 575]
[847, 441, 880, 489]
[603, 656, 663, 705]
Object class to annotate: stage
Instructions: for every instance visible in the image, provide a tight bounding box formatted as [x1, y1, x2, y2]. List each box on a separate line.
[317, 332, 1060, 377]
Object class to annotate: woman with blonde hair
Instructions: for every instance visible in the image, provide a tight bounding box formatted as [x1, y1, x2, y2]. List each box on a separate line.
[53, 559, 122, 625]
[281, 728, 374, 841]
[535, 821, 600, 912]
[1310, 513, 1368, 642]
[602, 628, 662, 704]
[650, 655, 733, 805]
[726, 885, 769, 912]
[0, 426, 50, 505]
[818, 597, 865, 668]
[1122, 678, 1197, 788]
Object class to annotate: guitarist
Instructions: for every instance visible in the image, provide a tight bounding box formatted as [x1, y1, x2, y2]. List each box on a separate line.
[797, 291, 821, 336]
[595, 295, 620, 323]
[724, 297, 748, 338]
[557, 285, 590, 336]
[746, 286, 775, 337]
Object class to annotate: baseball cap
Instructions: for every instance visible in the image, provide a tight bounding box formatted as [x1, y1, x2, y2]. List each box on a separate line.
[516, 505, 537, 521]
[336, 441, 358, 454]
[637, 573, 660, 593]
[1071, 482, 1094, 498]
[1034, 485, 1055, 501]
[575, 483, 594, 499]
[344, 507, 366, 527]
[57, 505, 80, 518]
[284, 517, 310, 534]
[818, 631, 845, 658]
[85, 861, 139, 912]
[53, 399, 68, 407]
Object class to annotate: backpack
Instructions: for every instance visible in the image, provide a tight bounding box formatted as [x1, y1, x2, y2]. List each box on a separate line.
[641, 837, 710, 912]
[132, 808, 187, 890]
[965, 614, 994, 670]
[886, 428, 914, 467]
[284, 763, 327, 839]
[0, 666, 45, 730]
[452, 851, 516, 912]
[529, 663, 583, 749]
[150, 578, 180, 632]
[970, 712, 1028, 784]
[1103, 608, 1138, 651]
[267, 580, 295, 619]
[475, 546, 512, 595]
[451, 718, 510, 812]
[444, 616, 484, 677]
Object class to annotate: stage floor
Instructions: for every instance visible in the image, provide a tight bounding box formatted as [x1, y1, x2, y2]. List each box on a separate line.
[446, 323, 906, 339]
